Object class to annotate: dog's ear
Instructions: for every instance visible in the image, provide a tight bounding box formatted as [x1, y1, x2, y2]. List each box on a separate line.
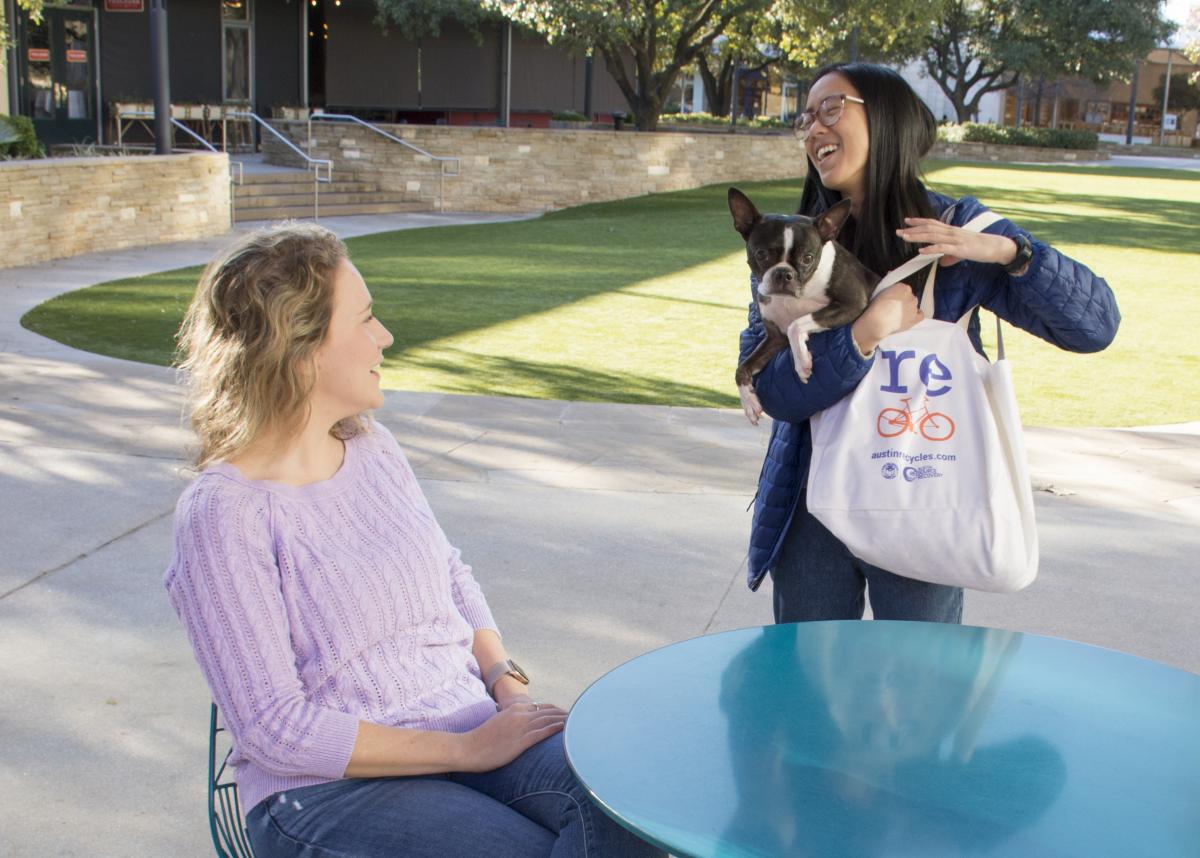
[728, 188, 761, 240]
[815, 198, 854, 242]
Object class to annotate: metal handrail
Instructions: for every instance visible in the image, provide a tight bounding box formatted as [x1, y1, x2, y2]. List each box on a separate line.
[122, 111, 244, 185]
[230, 111, 333, 220]
[307, 112, 459, 212]
[123, 111, 243, 223]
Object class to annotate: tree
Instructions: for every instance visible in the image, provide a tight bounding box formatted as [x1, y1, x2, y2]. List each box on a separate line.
[694, 0, 940, 119]
[772, 0, 940, 68]
[922, 0, 1174, 124]
[1153, 71, 1200, 113]
[371, 0, 495, 39]
[920, 0, 1029, 123]
[484, 0, 773, 131]
[695, 20, 779, 118]
[1182, 3, 1200, 82]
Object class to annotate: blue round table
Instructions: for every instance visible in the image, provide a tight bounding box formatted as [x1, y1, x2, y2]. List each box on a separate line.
[564, 622, 1200, 857]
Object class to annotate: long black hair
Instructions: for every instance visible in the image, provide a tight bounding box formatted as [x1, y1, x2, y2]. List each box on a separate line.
[797, 62, 938, 278]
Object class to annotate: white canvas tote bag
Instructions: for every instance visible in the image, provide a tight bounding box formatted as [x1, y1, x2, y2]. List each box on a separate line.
[806, 212, 1038, 593]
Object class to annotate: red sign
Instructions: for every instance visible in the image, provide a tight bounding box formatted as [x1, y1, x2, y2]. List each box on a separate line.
[27, 48, 50, 62]
[66, 49, 88, 63]
[105, 0, 144, 10]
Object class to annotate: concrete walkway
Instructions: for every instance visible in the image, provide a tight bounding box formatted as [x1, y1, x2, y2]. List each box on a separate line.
[1, 213, 1197, 857]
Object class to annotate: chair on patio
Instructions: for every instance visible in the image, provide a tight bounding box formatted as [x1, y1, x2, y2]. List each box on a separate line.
[208, 703, 255, 858]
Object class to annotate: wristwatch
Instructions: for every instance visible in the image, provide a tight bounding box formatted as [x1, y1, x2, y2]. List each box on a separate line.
[1003, 233, 1033, 275]
[484, 659, 530, 697]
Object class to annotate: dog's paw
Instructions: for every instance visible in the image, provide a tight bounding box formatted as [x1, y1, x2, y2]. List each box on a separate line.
[793, 351, 814, 383]
[738, 384, 763, 425]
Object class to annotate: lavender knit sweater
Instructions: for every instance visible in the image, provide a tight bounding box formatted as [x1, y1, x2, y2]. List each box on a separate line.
[164, 423, 500, 813]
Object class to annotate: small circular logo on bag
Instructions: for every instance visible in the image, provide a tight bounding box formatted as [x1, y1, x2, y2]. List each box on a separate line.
[881, 463, 898, 480]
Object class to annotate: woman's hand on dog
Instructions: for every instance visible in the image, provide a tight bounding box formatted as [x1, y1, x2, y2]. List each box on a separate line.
[852, 283, 924, 355]
[459, 701, 567, 772]
[896, 217, 1019, 268]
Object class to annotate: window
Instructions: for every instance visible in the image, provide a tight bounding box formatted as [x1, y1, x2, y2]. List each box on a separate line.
[222, 0, 251, 103]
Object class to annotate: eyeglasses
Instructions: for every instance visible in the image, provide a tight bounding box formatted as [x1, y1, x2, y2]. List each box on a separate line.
[793, 94, 865, 141]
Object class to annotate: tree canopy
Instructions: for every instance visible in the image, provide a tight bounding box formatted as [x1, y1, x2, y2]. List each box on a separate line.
[483, 0, 773, 130]
[922, 0, 1175, 123]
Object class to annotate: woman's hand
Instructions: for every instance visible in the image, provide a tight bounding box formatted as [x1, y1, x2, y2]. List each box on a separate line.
[852, 283, 923, 355]
[897, 217, 1019, 268]
[495, 690, 532, 710]
[459, 701, 567, 773]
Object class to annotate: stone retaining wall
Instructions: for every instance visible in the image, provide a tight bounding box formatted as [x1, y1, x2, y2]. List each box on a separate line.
[264, 122, 806, 213]
[930, 141, 1108, 163]
[0, 152, 231, 269]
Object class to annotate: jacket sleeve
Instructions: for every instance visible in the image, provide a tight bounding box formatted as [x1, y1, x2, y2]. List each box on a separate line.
[955, 197, 1120, 353]
[739, 271, 875, 424]
[164, 484, 360, 779]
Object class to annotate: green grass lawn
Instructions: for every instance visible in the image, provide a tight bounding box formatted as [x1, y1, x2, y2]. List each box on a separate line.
[21, 160, 1200, 428]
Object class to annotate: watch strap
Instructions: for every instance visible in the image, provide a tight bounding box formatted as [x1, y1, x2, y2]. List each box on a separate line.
[1003, 233, 1033, 274]
[484, 659, 529, 696]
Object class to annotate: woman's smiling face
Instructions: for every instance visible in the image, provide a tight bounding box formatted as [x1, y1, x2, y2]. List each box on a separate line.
[804, 72, 869, 204]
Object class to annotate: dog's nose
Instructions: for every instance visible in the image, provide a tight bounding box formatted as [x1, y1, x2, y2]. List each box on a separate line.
[775, 269, 793, 283]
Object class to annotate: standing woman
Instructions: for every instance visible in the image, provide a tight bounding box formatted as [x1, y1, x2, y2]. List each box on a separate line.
[166, 223, 663, 858]
[740, 63, 1119, 624]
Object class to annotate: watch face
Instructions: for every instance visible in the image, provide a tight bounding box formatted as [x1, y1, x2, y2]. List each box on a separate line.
[510, 660, 530, 683]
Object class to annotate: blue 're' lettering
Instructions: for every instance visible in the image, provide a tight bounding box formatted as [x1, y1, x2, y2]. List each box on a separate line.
[879, 349, 916, 393]
[920, 354, 953, 396]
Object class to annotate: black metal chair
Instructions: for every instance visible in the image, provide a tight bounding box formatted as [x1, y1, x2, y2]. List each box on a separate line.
[208, 703, 255, 857]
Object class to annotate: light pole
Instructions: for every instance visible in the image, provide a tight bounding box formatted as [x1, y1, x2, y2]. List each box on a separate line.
[150, 0, 171, 154]
[1159, 48, 1174, 146]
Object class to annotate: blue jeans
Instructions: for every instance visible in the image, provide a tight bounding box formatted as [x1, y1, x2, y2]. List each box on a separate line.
[244, 732, 665, 858]
[770, 499, 963, 624]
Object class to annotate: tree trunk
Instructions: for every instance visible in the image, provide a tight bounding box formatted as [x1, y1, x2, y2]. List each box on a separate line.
[1014, 75, 1023, 127]
[699, 56, 733, 117]
[1032, 77, 1045, 127]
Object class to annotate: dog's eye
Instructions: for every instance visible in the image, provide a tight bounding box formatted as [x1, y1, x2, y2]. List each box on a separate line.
[801, 252, 815, 265]
[754, 249, 770, 261]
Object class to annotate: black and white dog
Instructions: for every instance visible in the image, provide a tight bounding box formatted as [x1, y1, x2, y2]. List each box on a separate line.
[729, 187, 880, 424]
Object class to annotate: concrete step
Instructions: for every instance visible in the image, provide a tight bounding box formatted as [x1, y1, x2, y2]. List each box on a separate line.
[236, 169, 314, 184]
[236, 191, 416, 209]
[234, 181, 381, 199]
[233, 200, 430, 222]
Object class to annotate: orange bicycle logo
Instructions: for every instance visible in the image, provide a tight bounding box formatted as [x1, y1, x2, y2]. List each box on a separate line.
[876, 397, 955, 441]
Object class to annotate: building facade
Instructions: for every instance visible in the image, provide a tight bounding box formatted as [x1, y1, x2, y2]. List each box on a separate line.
[1003, 47, 1199, 146]
[2, 0, 629, 147]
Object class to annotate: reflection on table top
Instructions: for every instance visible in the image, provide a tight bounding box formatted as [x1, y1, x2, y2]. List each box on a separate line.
[564, 621, 1200, 858]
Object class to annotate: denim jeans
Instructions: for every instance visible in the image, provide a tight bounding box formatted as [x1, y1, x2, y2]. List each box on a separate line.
[770, 498, 963, 624]
[244, 732, 665, 858]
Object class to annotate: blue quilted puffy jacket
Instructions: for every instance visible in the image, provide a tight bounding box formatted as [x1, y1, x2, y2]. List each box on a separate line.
[740, 191, 1120, 591]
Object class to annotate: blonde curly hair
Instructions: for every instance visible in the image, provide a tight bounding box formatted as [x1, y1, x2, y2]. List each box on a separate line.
[176, 222, 364, 469]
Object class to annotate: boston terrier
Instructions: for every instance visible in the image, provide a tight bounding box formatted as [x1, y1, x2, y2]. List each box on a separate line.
[729, 187, 880, 425]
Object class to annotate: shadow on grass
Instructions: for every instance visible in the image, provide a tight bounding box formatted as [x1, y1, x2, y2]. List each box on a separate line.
[19, 166, 1193, 383]
[928, 185, 1200, 253]
[394, 347, 736, 408]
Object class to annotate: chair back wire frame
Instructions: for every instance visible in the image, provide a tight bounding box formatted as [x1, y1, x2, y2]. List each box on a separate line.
[208, 703, 256, 858]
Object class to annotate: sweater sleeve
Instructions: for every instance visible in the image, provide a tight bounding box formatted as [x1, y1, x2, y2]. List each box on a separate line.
[739, 271, 875, 424]
[446, 546, 500, 634]
[164, 479, 360, 779]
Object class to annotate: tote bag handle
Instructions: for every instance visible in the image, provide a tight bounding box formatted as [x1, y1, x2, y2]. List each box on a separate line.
[868, 210, 1008, 357]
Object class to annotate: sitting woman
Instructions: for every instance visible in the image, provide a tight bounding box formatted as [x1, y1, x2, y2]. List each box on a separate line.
[165, 222, 663, 858]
